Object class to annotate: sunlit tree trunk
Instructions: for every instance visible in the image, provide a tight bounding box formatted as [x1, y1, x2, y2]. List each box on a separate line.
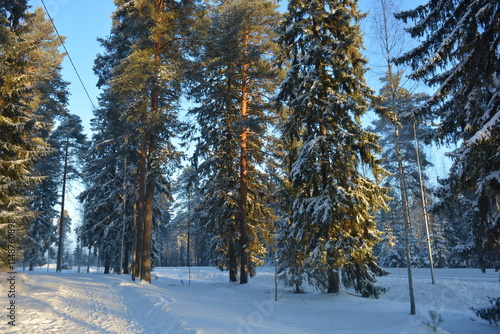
[239, 30, 250, 285]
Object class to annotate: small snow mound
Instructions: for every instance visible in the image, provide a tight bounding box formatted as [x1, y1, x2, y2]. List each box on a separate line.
[119, 281, 136, 287]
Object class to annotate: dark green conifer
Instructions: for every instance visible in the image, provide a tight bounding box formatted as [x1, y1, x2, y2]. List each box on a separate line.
[275, 0, 389, 297]
[0, 4, 64, 267]
[395, 0, 500, 270]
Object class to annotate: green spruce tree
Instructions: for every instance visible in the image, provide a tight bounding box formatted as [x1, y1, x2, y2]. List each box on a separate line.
[275, 0, 389, 297]
[20, 7, 69, 271]
[0, 3, 63, 268]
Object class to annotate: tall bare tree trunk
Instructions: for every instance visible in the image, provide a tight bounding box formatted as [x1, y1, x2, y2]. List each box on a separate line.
[140, 1, 163, 283]
[134, 141, 146, 280]
[413, 121, 435, 284]
[56, 137, 69, 272]
[229, 242, 238, 282]
[395, 125, 416, 315]
[141, 168, 155, 283]
[373, 0, 417, 311]
[118, 145, 128, 274]
[239, 30, 250, 285]
[131, 180, 138, 280]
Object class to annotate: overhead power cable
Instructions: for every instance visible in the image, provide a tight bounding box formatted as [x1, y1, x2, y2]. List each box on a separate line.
[40, 0, 97, 110]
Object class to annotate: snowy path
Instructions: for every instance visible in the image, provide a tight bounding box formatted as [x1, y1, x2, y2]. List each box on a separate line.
[1, 267, 499, 333]
[3, 273, 145, 333]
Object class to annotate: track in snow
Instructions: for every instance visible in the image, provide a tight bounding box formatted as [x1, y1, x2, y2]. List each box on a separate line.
[2, 273, 144, 334]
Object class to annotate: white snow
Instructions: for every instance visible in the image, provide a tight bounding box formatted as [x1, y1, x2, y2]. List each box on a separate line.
[1, 266, 499, 333]
[467, 107, 500, 144]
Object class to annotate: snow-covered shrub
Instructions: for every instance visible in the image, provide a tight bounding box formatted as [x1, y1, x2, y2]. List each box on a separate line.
[471, 297, 500, 326]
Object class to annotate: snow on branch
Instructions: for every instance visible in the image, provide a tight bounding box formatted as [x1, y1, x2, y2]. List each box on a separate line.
[467, 108, 500, 145]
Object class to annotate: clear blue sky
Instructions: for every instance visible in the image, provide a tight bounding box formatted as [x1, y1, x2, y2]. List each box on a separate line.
[28, 0, 427, 134]
[27, 0, 436, 247]
[29, 0, 116, 133]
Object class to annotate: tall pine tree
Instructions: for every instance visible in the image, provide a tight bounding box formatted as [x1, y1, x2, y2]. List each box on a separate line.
[275, 0, 389, 297]
[91, 0, 196, 282]
[52, 113, 87, 272]
[188, 0, 281, 283]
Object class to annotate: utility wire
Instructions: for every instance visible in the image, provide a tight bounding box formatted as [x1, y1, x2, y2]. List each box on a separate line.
[40, 0, 97, 110]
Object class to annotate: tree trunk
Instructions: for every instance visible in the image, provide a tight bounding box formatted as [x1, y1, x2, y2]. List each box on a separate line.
[139, 0, 164, 284]
[124, 238, 131, 274]
[327, 270, 341, 294]
[56, 137, 69, 272]
[131, 174, 138, 280]
[104, 251, 111, 274]
[97, 247, 101, 273]
[77, 242, 82, 273]
[134, 139, 146, 280]
[141, 167, 155, 283]
[395, 125, 416, 315]
[376, 6, 417, 309]
[238, 30, 250, 285]
[413, 121, 435, 284]
[87, 246, 91, 273]
[118, 146, 128, 275]
[229, 242, 238, 282]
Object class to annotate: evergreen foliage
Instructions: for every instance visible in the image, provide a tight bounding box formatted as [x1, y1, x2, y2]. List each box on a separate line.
[188, 0, 281, 283]
[78, 87, 134, 274]
[19, 7, 68, 271]
[394, 0, 500, 270]
[23, 146, 60, 270]
[0, 4, 63, 267]
[275, 0, 390, 297]
[4, 0, 498, 310]
[82, 0, 197, 281]
[51, 113, 88, 271]
[167, 166, 207, 267]
[431, 178, 478, 268]
[471, 297, 500, 326]
[370, 71, 433, 269]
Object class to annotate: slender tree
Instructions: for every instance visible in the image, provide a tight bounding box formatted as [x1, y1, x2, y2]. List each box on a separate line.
[275, 0, 390, 297]
[52, 113, 87, 272]
[394, 0, 500, 270]
[78, 86, 140, 276]
[273, 108, 307, 293]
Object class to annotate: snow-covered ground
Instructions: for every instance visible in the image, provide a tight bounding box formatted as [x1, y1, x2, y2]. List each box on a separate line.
[1, 266, 498, 333]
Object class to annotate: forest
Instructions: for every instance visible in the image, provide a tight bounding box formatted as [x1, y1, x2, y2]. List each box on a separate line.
[1, 0, 498, 301]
